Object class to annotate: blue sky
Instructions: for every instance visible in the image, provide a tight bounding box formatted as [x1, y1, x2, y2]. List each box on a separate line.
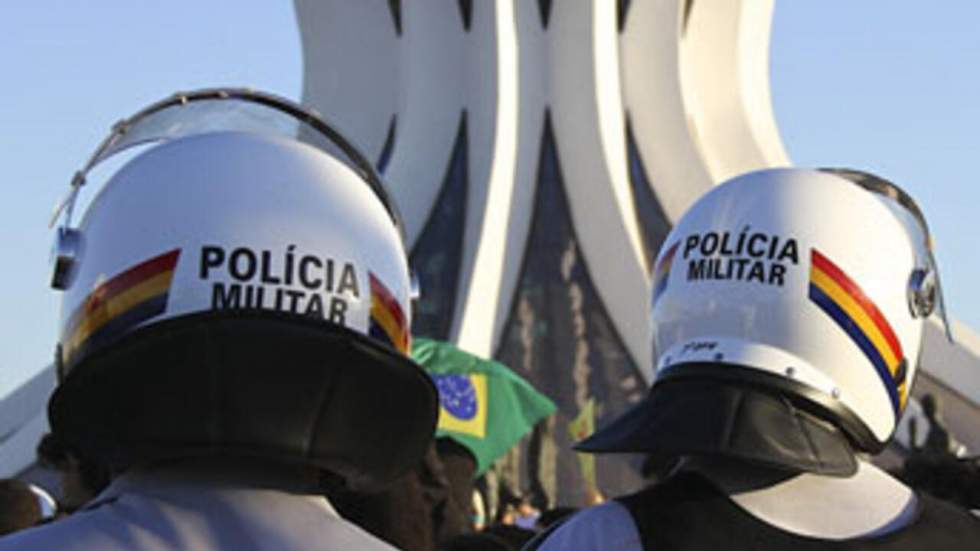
[1, 3, 977, 397]
[770, 4, 980, 342]
[0, 2, 301, 395]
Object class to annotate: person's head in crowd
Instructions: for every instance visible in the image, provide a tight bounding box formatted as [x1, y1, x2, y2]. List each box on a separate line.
[513, 495, 540, 530]
[435, 437, 478, 522]
[439, 532, 513, 551]
[480, 523, 536, 549]
[535, 507, 577, 530]
[323, 466, 433, 551]
[0, 479, 41, 536]
[322, 440, 474, 550]
[920, 393, 939, 419]
[36, 433, 109, 513]
[496, 503, 517, 526]
[900, 454, 980, 510]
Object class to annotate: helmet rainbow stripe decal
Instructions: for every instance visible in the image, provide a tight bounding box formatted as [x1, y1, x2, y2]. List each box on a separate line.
[369, 272, 410, 354]
[62, 249, 181, 363]
[809, 249, 907, 418]
[652, 242, 679, 305]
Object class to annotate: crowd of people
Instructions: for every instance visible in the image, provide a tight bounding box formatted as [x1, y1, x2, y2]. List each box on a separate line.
[892, 394, 980, 512]
[0, 89, 978, 549]
[3, 424, 978, 548]
[1, 432, 576, 549]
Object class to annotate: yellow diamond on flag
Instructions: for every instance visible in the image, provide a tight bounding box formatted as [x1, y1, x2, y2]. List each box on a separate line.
[435, 373, 488, 439]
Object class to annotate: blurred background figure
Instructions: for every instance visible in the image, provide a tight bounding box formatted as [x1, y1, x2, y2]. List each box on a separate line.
[913, 393, 966, 458]
[25, 486, 56, 524]
[897, 454, 980, 512]
[495, 502, 516, 526]
[439, 532, 513, 551]
[0, 479, 51, 536]
[471, 488, 486, 531]
[324, 440, 473, 551]
[480, 524, 535, 550]
[35, 433, 109, 515]
[534, 507, 577, 532]
[894, 391, 980, 512]
[435, 437, 480, 531]
[512, 496, 540, 530]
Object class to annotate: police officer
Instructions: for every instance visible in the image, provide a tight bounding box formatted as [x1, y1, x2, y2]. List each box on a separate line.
[529, 168, 980, 550]
[0, 90, 438, 550]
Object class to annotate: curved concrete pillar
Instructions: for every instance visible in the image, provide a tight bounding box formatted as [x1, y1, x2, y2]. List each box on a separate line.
[297, 0, 786, 378]
[295, 0, 980, 502]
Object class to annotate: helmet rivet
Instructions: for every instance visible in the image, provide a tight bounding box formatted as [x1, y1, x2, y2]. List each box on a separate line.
[713, 352, 724, 362]
[664, 355, 672, 365]
[785, 367, 796, 377]
[832, 388, 841, 399]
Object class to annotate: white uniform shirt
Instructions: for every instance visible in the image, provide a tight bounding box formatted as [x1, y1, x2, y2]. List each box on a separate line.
[532, 461, 916, 551]
[533, 500, 642, 551]
[0, 461, 396, 551]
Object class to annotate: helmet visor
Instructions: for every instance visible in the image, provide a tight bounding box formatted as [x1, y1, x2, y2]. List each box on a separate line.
[51, 89, 399, 232]
[820, 168, 954, 342]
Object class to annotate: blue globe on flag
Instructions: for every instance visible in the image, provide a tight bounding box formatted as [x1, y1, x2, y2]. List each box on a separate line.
[434, 374, 478, 420]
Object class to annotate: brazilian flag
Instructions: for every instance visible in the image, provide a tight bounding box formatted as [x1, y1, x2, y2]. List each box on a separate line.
[412, 338, 557, 474]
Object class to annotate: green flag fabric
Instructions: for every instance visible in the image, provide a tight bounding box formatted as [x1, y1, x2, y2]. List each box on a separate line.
[412, 338, 557, 475]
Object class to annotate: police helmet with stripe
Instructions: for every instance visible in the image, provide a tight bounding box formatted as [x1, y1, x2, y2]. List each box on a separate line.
[47, 89, 437, 489]
[577, 168, 950, 475]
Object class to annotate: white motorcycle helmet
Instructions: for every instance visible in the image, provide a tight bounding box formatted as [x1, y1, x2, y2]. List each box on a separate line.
[47, 89, 437, 488]
[577, 168, 951, 475]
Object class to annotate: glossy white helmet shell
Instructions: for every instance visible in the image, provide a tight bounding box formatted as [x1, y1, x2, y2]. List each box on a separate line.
[46, 91, 437, 488]
[651, 168, 936, 450]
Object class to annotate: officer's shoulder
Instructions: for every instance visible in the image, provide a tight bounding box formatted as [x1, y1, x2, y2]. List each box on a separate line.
[0, 507, 117, 551]
[527, 500, 642, 551]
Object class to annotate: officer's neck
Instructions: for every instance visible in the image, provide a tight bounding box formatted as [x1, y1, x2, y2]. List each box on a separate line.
[684, 456, 917, 540]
